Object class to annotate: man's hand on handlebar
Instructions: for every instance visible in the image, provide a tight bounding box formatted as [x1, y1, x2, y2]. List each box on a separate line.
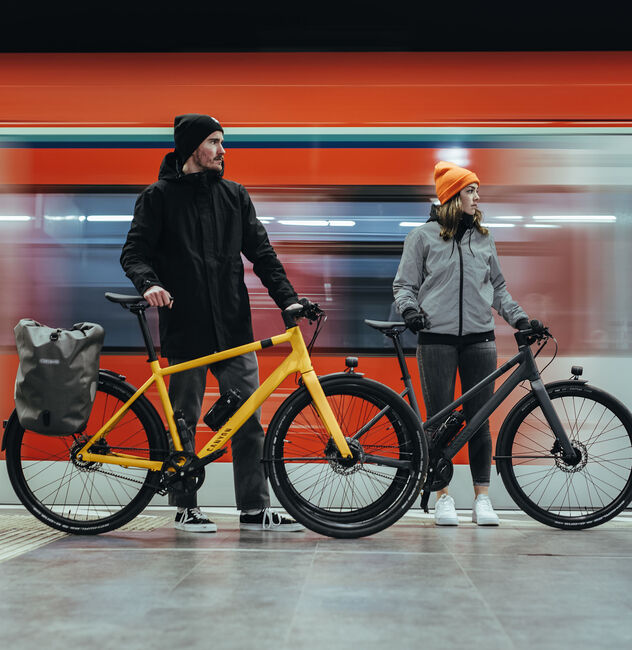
[143, 285, 173, 309]
[402, 308, 430, 332]
[283, 298, 323, 325]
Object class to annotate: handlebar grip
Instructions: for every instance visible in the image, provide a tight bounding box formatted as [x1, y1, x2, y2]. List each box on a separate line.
[282, 306, 302, 329]
[282, 300, 324, 329]
[529, 319, 547, 335]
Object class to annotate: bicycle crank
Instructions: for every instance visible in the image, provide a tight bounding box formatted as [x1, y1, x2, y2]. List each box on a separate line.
[158, 451, 206, 497]
[424, 455, 454, 492]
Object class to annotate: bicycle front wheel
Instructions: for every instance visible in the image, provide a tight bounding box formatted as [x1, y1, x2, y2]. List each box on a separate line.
[5, 371, 168, 534]
[496, 382, 632, 529]
[265, 375, 427, 538]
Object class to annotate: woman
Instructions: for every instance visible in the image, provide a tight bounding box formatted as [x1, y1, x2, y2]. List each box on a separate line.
[393, 161, 529, 526]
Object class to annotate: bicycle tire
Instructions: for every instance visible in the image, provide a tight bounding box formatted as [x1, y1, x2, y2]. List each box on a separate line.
[265, 375, 427, 538]
[496, 382, 632, 529]
[5, 371, 168, 534]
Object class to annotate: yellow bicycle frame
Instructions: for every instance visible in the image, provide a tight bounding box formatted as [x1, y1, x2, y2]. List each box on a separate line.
[75, 325, 353, 470]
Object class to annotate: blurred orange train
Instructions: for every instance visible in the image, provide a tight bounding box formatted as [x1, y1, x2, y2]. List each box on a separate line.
[1, 51, 632, 465]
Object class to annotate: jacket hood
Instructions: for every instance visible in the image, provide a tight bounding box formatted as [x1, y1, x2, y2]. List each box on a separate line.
[157, 151, 224, 183]
[427, 203, 441, 222]
[426, 203, 475, 229]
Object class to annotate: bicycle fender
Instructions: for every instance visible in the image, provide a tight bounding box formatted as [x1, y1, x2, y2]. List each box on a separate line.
[265, 373, 371, 434]
[96, 370, 167, 440]
[316, 371, 362, 381]
[494, 379, 588, 473]
[1, 410, 20, 451]
[297, 371, 364, 387]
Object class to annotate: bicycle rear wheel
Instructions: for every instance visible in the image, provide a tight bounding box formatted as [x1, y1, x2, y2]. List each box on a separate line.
[265, 375, 427, 538]
[5, 371, 168, 534]
[496, 382, 632, 529]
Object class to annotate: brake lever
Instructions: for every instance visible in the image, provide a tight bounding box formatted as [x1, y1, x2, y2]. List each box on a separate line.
[299, 298, 323, 323]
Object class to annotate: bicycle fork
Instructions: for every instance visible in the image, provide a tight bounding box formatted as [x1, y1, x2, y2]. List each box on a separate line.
[526, 378, 579, 461]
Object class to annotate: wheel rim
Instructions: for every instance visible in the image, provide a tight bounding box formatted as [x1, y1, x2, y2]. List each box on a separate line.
[12, 385, 158, 529]
[505, 391, 632, 522]
[272, 387, 419, 523]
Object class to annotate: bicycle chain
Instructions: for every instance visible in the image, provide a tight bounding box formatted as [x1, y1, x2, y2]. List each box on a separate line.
[100, 446, 169, 454]
[362, 444, 400, 450]
[91, 466, 146, 485]
[361, 467, 401, 481]
[80, 446, 170, 486]
[349, 443, 410, 481]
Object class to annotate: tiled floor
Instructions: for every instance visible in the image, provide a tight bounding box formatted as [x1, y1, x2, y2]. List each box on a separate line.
[1, 507, 632, 649]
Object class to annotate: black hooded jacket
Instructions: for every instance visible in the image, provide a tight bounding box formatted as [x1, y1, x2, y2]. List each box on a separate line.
[120, 152, 298, 358]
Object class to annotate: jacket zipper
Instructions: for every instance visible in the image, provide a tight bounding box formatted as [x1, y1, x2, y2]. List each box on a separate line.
[457, 241, 464, 336]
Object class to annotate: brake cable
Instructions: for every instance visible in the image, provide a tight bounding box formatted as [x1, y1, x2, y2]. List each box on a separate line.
[534, 334, 558, 376]
[306, 312, 326, 357]
[293, 310, 326, 386]
[518, 332, 558, 391]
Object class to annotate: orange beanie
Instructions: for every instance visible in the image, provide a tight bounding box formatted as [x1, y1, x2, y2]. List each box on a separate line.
[434, 161, 480, 205]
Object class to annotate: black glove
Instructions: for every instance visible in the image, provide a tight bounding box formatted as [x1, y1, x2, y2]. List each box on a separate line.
[403, 308, 428, 333]
[516, 318, 546, 335]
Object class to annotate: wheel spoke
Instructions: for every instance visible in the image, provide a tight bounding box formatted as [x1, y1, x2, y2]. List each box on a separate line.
[268, 381, 425, 535]
[6, 378, 160, 532]
[502, 387, 632, 528]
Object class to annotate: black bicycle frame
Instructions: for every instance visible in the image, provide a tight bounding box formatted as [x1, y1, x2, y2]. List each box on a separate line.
[392, 333, 577, 462]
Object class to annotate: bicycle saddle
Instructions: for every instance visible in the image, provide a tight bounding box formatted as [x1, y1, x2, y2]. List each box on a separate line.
[364, 319, 408, 335]
[105, 292, 147, 307]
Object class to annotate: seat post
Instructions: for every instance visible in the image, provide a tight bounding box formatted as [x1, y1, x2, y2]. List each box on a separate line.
[131, 306, 158, 362]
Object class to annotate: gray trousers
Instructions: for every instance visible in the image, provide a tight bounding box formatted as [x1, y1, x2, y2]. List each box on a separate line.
[417, 340, 497, 486]
[167, 351, 271, 511]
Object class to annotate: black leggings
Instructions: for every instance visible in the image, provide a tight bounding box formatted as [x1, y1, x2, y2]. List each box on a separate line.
[417, 340, 497, 486]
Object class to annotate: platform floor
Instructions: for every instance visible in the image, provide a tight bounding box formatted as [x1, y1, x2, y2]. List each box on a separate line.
[1, 506, 632, 650]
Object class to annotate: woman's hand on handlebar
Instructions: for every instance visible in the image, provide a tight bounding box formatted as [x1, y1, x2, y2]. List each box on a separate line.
[516, 318, 547, 334]
[514, 318, 551, 344]
[143, 285, 173, 309]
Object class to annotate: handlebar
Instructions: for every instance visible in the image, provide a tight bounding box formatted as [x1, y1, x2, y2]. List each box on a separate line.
[397, 313, 552, 349]
[282, 299, 324, 329]
[514, 319, 552, 347]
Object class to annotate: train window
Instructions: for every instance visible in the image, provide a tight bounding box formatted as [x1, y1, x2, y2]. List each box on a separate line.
[0, 188, 630, 354]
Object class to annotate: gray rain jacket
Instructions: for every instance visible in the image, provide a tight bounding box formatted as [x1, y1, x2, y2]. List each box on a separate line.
[393, 211, 527, 337]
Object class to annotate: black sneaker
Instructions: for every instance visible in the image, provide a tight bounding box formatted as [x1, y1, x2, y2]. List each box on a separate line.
[174, 507, 217, 533]
[239, 508, 304, 532]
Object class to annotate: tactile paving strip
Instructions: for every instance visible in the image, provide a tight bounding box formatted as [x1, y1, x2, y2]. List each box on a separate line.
[0, 513, 172, 563]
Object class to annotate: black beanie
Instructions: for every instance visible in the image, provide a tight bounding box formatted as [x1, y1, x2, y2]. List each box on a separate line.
[173, 114, 224, 164]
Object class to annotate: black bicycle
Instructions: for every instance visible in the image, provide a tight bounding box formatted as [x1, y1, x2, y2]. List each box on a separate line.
[365, 318, 632, 529]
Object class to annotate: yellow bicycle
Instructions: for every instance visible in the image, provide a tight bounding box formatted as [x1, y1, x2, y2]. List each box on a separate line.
[4, 293, 427, 538]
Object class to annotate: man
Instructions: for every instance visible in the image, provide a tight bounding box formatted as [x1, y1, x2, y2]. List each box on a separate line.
[121, 113, 303, 533]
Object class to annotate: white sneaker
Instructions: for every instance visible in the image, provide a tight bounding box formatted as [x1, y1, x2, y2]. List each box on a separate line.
[472, 495, 500, 526]
[434, 494, 459, 526]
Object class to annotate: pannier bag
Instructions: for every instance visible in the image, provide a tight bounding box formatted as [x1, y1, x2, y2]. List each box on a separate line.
[14, 320, 105, 436]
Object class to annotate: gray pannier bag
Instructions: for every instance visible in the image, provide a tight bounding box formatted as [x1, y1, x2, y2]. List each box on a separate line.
[14, 319, 105, 436]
